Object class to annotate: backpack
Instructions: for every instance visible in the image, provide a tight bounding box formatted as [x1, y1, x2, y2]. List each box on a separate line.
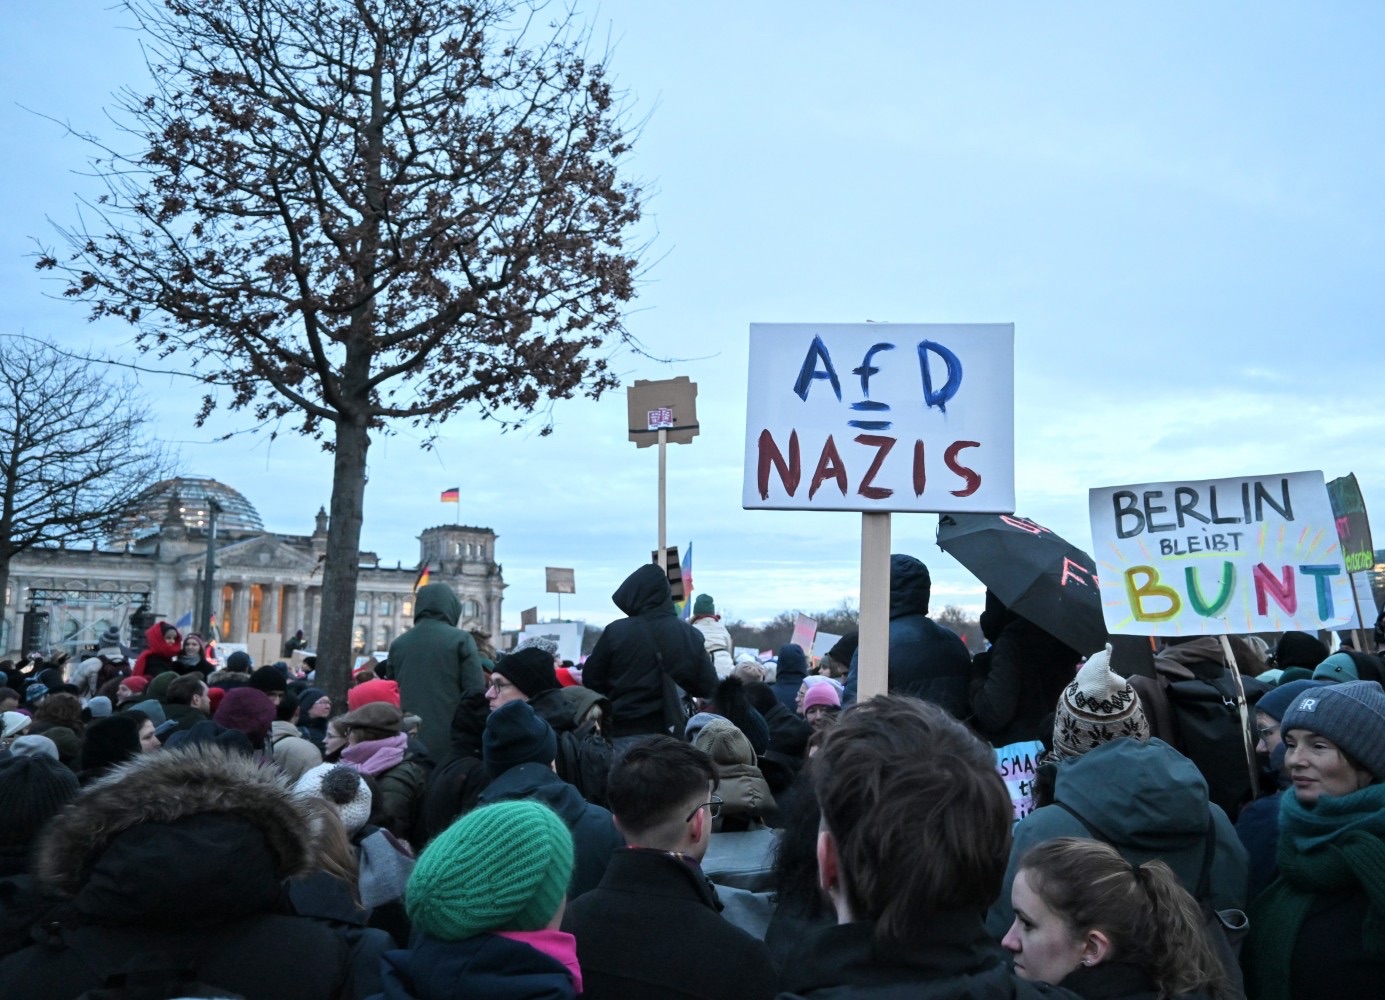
[95, 656, 130, 690]
[1053, 799, 1248, 997]
[555, 720, 614, 808]
[1129, 668, 1260, 821]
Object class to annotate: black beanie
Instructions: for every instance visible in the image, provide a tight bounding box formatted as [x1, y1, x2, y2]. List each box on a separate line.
[78, 715, 142, 778]
[495, 647, 560, 698]
[1275, 631, 1330, 669]
[483, 700, 558, 778]
[248, 665, 287, 695]
[0, 754, 79, 873]
[826, 633, 860, 667]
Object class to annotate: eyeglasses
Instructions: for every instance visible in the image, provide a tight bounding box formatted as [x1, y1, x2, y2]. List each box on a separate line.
[1257, 724, 1279, 740]
[684, 794, 723, 823]
[488, 677, 513, 693]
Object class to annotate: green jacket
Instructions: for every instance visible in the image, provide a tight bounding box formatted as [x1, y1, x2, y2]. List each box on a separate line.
[388, 583, 483, 763]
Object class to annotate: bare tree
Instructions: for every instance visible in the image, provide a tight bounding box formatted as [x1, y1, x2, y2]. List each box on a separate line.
[934, 605, 983, 649]
[37, 0, 644, 705]
[0, 337, 175, 625]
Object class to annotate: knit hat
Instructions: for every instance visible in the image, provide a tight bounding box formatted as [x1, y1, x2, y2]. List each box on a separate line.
[121, 676, 150, 697]
[85, 695, 113, 719]
[1051, 644, 1149, 759]
[802, 682, 842, 712]
[494, 647, 560, 698]
[24, 683, 48, 705]
[124, 700, 166, 726]
[348, 678, 401, 711]
[515, 636, 559, 658]
[685, 711, 724, 744]
[693, 594, 716, 616]
[0, 754, 79, 861]
[406, 799, 574, 941]
[212, 687, 277, 747]
[9, 735, 58, 760]
[825, 633, 860, 667]
[226, 650, 253, 673]
[99, 626, 123, 649]
[248, 665, 287, 696]
[1257, 679, 1327, 723]
[1275, 631, 1329, 669]
[79, 715, 142, 776]
[693, 717, 756, 767]
[1279, 680, 1385, 780]
[337, 701, 405, 736]
[147, 671, 177, 702]
[295, 763, 373, 836]
[482, 700, 557, 778]
[1313, 652, 1359, 683]
[1, 711, 31, 740]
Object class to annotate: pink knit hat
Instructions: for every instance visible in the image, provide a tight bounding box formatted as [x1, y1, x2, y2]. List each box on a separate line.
[802, 683, 841, 712]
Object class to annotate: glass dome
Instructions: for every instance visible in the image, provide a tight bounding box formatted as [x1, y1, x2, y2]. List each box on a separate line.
[109, 476, 264, 545]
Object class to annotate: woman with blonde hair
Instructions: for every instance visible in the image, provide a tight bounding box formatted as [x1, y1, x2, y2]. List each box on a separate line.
[1002, 837, 1230, 999]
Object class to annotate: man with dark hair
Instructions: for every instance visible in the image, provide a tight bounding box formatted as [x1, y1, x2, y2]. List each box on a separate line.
[563, 735, 775, 1000]
[163, 672, 211, 732]
[842, 554, 971, 715]
[780, 696, 1074, 998]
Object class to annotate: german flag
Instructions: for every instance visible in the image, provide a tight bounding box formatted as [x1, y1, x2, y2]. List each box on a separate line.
[414, 565, 431, 593]
[440, 487, 460, 503]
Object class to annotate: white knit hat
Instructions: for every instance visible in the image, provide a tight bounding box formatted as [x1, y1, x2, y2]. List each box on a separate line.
[295, 763, 373, 835]
[1051, 644, 1149, 759]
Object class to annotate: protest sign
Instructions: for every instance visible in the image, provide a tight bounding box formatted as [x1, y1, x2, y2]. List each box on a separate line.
[1326, 474, 1375, 573]
[789, 614, 818, 654]
[1090, 471, 1356, 636]
[518, 621, 585, 664]
[995, 740, 1043, 823]
[742, 324, 1014, 513]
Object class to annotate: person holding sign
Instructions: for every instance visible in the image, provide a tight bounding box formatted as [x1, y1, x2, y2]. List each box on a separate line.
[1243, 681, 1385, 1000]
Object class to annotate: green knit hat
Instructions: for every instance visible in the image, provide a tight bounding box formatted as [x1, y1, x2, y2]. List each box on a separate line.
[693, 593, 715, 615]
[406, 800, 573, 941]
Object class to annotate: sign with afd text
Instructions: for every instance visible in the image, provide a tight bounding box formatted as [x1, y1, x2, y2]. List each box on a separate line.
[742, 324, 1015, 512]
[1089, 471, 1356, 636]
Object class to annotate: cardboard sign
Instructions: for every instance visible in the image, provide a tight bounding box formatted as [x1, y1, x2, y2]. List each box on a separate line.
[628, 377, 699, 447]
[544, 568, 576, 595]
[742, 324, 1015, 513]
[1327, 474, 1375, 574]
[995, 740, 1043, 823]
[518, 621, 585, 664]
[1090, 471, 1356, 636]
[789, 614, 818, 655]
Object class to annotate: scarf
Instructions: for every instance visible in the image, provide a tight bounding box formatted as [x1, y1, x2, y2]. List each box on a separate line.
[340, 732, 408, 776]
[497, 928, 583, 994]
[1246, 782, 1385, 1000]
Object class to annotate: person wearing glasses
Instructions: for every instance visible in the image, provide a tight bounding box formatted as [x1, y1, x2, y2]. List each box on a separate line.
[562, 735, 775, 1000]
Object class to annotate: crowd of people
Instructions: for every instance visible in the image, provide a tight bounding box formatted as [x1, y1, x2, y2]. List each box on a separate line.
[0, 563, 1381, 998]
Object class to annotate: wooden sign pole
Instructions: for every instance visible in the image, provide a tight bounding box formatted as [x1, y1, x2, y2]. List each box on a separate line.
[657, 426, 668, 572]
[858, 511, 892, 700]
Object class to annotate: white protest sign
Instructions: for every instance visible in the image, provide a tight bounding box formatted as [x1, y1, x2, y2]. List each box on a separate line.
[995, 740, 1043, 823]
[742, 324, 1015, 513]
[518, 621, 585, 664]
[1089, 471, 1356, 636]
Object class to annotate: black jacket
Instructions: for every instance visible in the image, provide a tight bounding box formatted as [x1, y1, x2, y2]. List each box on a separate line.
[478, 762, 623, 899]
[1055, 962, 1208, 1000]
[776, 914, 1078, 999]
[969, 613, 1079, 746]
[563, 848, 775, 1000]
[378, 932, 577, 1000]
[582, 565, 717, 737]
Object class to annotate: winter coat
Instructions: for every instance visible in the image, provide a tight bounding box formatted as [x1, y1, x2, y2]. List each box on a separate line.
[478, 761, 623, 899]
[692, 614, 736, 679]
[377, 932, 579, 1000]
[70, 654, 126, 698]
[163, 701, 209, 733]
[582, 565, 717, 738]
[1055, 961, 1210, 1000]
[419, 693, 491, 842]
[388, 584, 485, 764]
[0, 745, 352, 1000]
[563, 847, 775, 1000]
[969, 615, 1080, 746]
[772, 645, 809, 714]
[344, 736, 431, 849]
[776, 913, 1078, 999]
[530, 685, 610, 735]
[986, 738, 1249, 940]
[131, 620, 184, 678]
[269, 718, 325, 782]
[842, 555, 972, 716]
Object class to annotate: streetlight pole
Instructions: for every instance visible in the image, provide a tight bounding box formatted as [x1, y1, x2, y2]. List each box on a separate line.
[200, 498, 223, 640]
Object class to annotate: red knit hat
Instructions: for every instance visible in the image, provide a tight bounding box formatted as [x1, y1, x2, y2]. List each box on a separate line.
[348, 678, 401, 711]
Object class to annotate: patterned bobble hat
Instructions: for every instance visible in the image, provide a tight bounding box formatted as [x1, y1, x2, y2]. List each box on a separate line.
[1052, 644, 1149, 759]
[406, 800, 573, 941]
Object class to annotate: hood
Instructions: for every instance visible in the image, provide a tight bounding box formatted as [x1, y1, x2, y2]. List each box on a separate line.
[888, 554, 931, 619]
[480, 761, 586, 826]
[1156, 635, 1267, 680]
[611, 563, 673, 617]
[1053, 738, 1211, 849]
[143, 620, 182, 659]
[775, 644, 808, 686]
[36, 744, 317, 900]
[415, 582, 461, 625]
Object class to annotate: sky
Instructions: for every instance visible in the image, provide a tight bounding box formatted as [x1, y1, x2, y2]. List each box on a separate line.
[2, 3, 1383, 630]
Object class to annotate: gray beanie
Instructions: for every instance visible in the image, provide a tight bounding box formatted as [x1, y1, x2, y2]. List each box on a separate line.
[1280, 680, 1385, 780]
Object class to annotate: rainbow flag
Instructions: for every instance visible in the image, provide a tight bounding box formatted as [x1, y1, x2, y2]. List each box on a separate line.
[414, 564, 431, 592]
[440, 487, 460, 503]
[677, 542, 694, 619]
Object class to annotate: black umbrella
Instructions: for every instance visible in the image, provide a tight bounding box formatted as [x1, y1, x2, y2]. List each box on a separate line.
[935, 512, 1108, 656]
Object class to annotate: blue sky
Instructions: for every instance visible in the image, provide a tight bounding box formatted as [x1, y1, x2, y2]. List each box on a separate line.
[2, 3, 1382, 629]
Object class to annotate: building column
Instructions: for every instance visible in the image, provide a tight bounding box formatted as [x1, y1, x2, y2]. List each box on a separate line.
[305, 587, 320, 646]
[231, 582, 250, 643]
[264, 582, 281, 637]
[284, 585, 301, 635]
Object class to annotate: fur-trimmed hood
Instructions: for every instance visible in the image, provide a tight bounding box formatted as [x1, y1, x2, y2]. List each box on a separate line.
[37, 744, 317, 898]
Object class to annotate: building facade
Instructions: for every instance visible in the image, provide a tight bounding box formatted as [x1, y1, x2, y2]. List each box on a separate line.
[4, 477, 504, 658]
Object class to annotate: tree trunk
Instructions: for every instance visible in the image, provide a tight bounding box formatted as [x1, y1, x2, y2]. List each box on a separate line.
[316, 417, 370, 711]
